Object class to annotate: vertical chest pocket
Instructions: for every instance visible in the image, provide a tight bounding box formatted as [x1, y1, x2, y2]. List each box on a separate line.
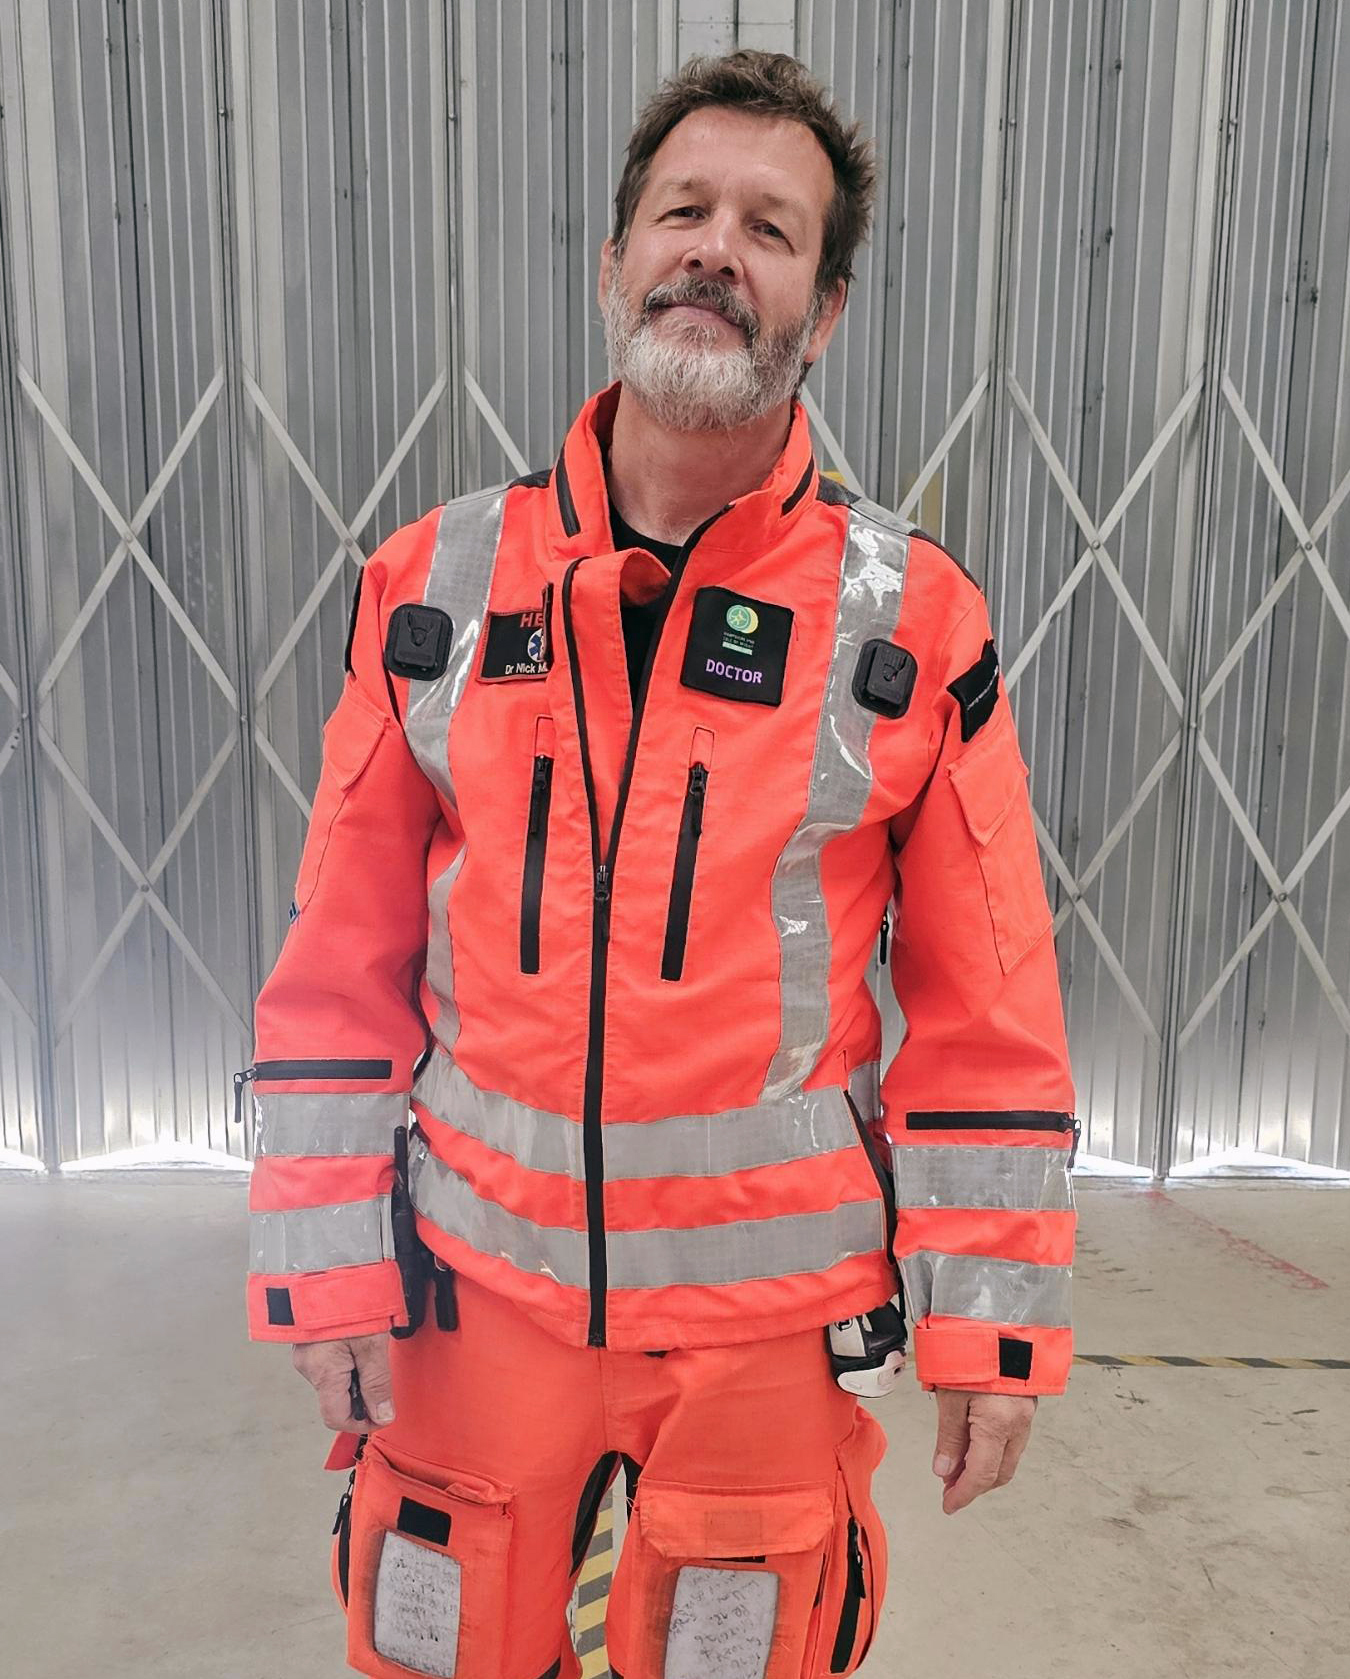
[947, 713, 1053, 973]
[661, 728, 715, 982]
[519, 716, 556, 974]
[294, 682, 389, 912]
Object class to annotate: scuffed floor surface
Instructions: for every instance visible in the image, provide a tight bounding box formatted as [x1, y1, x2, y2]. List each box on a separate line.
[0, 1176, 1345, 1676]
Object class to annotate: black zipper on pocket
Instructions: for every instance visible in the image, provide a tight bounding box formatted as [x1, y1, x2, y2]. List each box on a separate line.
[830, 1516, 867, 1671]
[660, 761, 709, 981]
[907, 1110, 1080, 1165]
[520, 751, 554, 973]
[878, 907, 890, 966]
[844, 1090, 898, 1258]
[236, 1060, 393, 1126]
[333, 1466, 357, 1605]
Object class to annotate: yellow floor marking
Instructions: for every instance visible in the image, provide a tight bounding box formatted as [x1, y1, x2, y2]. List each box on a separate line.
[579, 1550, 612, 1586]
[592, 1506, 614, 1537]
[580, 1646, 610, 1679]
[575, 1595, 608, 1634]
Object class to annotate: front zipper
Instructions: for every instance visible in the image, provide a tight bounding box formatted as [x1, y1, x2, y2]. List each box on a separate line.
[661, 734, 713, 981]
[843, 1089, 898, 1259]
[560, 506, 730, 1348]
[829, 1516, 868, 1671]
[233, 1058, 394, 1126]
[520, 725, 556, 974]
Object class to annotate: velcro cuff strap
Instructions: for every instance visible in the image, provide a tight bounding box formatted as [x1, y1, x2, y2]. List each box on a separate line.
[913, 1319, 1002, 1385]
[247, 1258, 404, 1342]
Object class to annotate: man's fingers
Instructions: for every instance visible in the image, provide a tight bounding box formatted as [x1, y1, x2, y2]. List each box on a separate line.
[311, 1361, 365, 1432]
[931, 1388, 972, 1479]
[351, 1334, 396, 1427]
[942, 1419, 1005, 1515]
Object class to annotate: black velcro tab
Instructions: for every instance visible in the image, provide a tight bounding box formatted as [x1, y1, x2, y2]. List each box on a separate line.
[384, 604, 454, 681]
[853, 638, 918, 718]
[397, 1497, 452, 1547]
[680, 586, 793, 706]
[998, 1335, 1034, 1381]
[947, 638, 1000, 741]
[265, 1286, 295, 1327]
[479, 606, 551, 681]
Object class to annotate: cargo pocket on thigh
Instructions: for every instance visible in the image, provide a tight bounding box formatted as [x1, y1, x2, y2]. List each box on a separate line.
[813, 1410, 889, 1677]
[616, 1480, 834, 1679]
[341, 1437, 514, 1679]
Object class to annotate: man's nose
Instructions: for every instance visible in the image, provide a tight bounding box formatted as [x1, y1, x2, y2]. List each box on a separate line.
[680, 215, 742, 283]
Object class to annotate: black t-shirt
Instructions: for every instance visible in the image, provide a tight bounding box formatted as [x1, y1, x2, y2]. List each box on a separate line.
[610, 498, 681, 700]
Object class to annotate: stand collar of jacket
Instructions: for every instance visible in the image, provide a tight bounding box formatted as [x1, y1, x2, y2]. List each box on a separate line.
[543, 381, 821, 569]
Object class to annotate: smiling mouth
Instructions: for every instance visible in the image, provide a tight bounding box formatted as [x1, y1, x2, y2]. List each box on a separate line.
[655, 302, 742, 329]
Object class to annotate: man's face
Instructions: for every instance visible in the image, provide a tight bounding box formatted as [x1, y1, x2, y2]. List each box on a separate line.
[599, 106, 846, 432]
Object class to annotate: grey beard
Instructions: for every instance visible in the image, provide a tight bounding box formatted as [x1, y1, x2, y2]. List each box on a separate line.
[602, 268, 822, 433]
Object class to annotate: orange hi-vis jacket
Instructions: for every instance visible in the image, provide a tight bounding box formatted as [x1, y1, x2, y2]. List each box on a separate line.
[244, 383, 1079, 1395]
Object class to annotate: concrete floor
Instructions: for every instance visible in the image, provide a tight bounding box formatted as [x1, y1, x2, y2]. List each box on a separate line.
[1, 1176, 1346, 1678]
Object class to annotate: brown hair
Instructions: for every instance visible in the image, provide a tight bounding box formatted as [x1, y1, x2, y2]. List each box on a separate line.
[613, 51, 877, 293]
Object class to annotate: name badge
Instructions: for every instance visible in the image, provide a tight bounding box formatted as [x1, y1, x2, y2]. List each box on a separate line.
[680, 587, 792, 706]
[479, 607, 551, 681]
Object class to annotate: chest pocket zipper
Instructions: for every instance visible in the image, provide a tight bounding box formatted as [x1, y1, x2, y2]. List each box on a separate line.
[661, 728, 715, 981]
[520, 717, 556, 974]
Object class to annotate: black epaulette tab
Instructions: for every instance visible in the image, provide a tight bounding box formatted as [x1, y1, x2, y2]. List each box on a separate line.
[947, 638, 1000, 741]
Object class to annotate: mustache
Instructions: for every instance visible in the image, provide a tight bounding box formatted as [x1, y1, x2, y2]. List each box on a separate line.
[642, 277, 759, 340]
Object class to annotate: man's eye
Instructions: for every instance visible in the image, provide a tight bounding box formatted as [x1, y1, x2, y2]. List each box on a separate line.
[759, 223, 786, 240]
[668, 205, 702, 219]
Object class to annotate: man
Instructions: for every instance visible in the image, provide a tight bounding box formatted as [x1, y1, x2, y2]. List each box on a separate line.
[243, 50, 1077, 1679]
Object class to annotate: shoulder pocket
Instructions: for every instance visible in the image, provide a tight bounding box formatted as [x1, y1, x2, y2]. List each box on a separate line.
[948, 713, 1052, 973]
[294, 683, 390, 910]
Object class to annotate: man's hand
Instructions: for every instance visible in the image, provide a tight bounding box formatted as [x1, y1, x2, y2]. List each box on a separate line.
[293, 1332, 396, 1432]
[931, 1389, 1037, 1514]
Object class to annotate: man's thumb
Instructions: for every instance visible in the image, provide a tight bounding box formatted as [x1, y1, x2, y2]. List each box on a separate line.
[932, 1388, 971, 1477]
[351, 1335, 396, 1426]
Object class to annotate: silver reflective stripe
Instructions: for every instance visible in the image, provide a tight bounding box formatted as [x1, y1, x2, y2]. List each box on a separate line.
[893, 1144, 1075, 1211]
[403, 490, 507, 810]
[848, 1059, 882, 1125]
[426, 846, 466, 1051]
[761, 505, 912, 1101]
[249, 1197, 394, 1275]
[253, 1092, 409, 1158]
[899, 1250, 1073, 1328]
[413, 1048, 860, 1181]
[409, 1134, 885, 1289]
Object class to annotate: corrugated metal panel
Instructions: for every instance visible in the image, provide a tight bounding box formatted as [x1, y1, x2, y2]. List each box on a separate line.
[0, 0, 1345, 1172]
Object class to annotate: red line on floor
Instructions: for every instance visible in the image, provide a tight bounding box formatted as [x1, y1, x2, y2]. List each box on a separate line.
[1144, 1190, 1330, 1289]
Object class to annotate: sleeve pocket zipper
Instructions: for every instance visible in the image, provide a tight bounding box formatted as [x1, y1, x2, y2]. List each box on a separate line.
[661, 730, 714, 982]
[520, 726, 556, 974]
[232, 1059, 395, 1125]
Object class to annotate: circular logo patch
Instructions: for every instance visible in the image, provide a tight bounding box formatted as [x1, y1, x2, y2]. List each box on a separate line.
[726, 603, 759, 635]
[527, 628, 545, 662]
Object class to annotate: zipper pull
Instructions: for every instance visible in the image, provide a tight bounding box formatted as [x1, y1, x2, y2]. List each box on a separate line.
[688, 763, 708, 836]
[848, 1517, 867, 1595]
[1069, 1115, 1082, 1170]
[595, 861, 612, 936]
[528, 755, 550, 834]
[332, 1466, 357, 1534]
[232, 1065, 256, 1126]
[878, 908, 890, 966]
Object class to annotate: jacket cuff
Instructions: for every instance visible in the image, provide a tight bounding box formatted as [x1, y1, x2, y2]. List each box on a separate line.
[912, 1314, 1072, 1396]
[246, 1259, 405, 1343]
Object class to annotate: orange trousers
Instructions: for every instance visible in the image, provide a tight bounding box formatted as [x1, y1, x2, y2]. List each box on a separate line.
[332, 1270, 889, 1679]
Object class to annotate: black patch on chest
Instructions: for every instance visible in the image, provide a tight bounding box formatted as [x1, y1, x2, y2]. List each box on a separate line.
[680, 587, 792, 707]
[853, 638, 918, 718]
[384, 604, 454, 680]
[479, 607, 551, 681]
[947, 638, 1000, 741]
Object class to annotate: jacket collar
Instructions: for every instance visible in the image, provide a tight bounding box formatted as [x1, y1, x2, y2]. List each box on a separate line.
[544, 381, 820, 565]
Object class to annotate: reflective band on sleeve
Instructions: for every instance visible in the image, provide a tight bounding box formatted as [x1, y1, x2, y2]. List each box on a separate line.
[425, 846, 466, 1053]
[898, 1249, 1072, 1327]
[403, 491, 508, 811]
[249, 1196, 394, 1275]
[408, 1134, 885, 1289]
[253, 1092, 409, 1158]
[847, 1059, 882, 1126]
[413, 1049, 860, 1181]
[761, 506, 911, 1102]
[893, 1144, 1074, 1211]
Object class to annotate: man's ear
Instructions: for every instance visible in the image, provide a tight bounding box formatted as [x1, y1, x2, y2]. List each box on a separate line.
[804, 278, 847, 367]
[598, 237, 615, 309]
